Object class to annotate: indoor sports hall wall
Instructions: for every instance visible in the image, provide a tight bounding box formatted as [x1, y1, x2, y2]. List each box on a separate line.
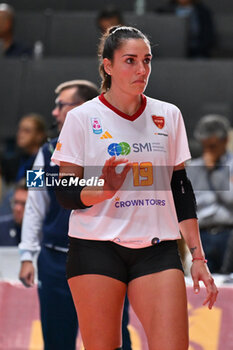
[6, 0, 233, 13]
[10, 11, 233, 59]
[1, 59, 232, 142]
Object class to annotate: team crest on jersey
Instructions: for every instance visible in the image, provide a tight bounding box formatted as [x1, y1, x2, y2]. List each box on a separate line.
[91, 117, 102, 134]
[152, 115, 165, 129]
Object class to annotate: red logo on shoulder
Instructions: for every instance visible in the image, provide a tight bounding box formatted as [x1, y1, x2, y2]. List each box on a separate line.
[152, 115, 165, 129]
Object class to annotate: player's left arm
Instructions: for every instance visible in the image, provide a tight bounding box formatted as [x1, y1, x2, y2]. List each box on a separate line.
[172, 162, 218, 309]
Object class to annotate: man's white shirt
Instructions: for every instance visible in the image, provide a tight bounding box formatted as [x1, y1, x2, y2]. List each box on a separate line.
[19, 149, 50, 261]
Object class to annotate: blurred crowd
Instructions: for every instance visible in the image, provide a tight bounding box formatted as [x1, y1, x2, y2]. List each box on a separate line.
[0, 0, 225, 60]
[0, 2, 232, 349]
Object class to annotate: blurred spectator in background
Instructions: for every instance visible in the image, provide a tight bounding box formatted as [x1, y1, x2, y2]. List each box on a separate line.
[18, 80, 132, 350]
[97, 6, 123, 34]
[0, 113, 46, 220]
[187, 115, 233, 273]
[155, 0, 216, 58]
[15, 114, 47, 180]
[0, 178, 27, 246]
[0, 3, 32, 57]
[1, 113, 47, 185]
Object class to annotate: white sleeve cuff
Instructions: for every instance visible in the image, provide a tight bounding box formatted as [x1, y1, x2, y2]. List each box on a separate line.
[19, 249, 39, 262]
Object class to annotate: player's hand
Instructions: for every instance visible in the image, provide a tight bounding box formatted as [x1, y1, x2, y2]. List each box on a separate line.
[100, 156, 132, 199]
[191, 261, 218, 309]
[19, 261, 35, 288]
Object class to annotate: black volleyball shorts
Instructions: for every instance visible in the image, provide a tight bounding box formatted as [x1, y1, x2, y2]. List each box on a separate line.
[66, 237, 183, 283]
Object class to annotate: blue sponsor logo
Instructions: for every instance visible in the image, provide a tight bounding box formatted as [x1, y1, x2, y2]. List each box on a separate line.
[108, 142, 131, 156]
[26, 169, 45, 187]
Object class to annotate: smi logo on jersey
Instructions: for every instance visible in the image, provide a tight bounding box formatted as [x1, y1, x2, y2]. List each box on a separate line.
[107, 141, 166, 156]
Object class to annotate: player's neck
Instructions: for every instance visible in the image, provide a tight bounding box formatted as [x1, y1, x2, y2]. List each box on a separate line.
[104, 90, 142, 116]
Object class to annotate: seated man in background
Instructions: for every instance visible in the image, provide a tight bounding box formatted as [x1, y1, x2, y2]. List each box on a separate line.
[97, 6, 123, 34]
[0, 3, 32, 57]
[187, 115, 233, 273]
[0, 178, 27, 246]
[155, 0, 216, 58]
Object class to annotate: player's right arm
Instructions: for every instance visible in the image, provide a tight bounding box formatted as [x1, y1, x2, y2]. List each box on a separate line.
[58, 157, 132, 208]
[19, 149, 50, 287]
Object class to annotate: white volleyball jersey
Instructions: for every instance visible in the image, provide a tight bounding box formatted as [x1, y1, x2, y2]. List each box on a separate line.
[52, 94, 191, 248]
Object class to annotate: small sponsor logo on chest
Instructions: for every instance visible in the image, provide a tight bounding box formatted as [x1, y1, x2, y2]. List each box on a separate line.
[152, 115, 165, 129]
[100, 131, 112, 139]
[107, 141, 166, 155]
[91, 117, 102, 134]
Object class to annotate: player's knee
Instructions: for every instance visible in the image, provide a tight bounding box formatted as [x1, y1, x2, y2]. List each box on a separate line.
[84, 347, 122, 350]
[83, 337, 122, 350]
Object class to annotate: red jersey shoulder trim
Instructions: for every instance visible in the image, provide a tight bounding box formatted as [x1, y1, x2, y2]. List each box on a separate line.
[98, 93, 147, 121]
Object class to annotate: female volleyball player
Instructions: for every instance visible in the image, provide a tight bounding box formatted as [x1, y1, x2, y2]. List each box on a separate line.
[52, 26, 218, 350]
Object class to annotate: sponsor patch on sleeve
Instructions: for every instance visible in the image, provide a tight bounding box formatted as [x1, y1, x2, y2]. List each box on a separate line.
[56, 141, 62, 151]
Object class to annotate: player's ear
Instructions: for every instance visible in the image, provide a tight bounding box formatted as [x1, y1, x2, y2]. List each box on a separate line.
[103, 58, 112, 76]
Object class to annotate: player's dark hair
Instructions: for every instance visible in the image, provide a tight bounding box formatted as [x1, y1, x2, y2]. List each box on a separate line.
[98, 26, 150, 92]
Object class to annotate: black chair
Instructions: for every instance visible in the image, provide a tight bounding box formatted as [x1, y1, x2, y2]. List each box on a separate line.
[214, 14, 233, 58]
[7, 0, 134, 11]
[0, 60, 24, 140]
[7, 0, 66, 11]
[124, 13, 187, 58]
[14, 12, 50, 54]
[65, 0, 135, 11]
[47, 12, 100, 57]
[145, 0, 171, 12]
[202, 0, 233, 14]
[147, 0, 233, 13]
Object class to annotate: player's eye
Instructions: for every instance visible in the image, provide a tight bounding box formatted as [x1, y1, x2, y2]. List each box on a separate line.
[144, 57, 151, 64]
[126, 57, 134, 64]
